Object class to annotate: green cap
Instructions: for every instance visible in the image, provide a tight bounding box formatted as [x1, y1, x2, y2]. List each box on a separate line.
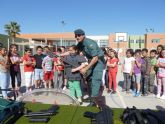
[74, 29, 85, 35]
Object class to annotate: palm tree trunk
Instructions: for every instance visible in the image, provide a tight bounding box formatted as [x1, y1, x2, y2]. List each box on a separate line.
[12, 37, 15, 44]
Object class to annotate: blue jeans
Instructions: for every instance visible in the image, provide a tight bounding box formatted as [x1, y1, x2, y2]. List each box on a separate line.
[54, 70, 63, 89]
[141, 75, 149, 94]
[0, 71, 10, 98]
[34, 69, 44, 80]
[123, 73, 131, 91]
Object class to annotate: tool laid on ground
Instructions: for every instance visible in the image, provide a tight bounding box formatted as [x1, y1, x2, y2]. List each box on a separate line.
[29, 117, 50, 123]
[121, 106, 165, 124]
[84, 105, 114, 124]
[0, 88, 17, 100]
[24, 105, 59, 123]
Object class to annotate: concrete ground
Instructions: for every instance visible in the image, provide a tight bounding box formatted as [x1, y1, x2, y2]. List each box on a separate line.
[10, 64, 165, 110]
[100, 65, 165, 110]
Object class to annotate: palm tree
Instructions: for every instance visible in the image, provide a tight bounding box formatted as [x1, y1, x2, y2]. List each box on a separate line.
[4, 21, 21, 43]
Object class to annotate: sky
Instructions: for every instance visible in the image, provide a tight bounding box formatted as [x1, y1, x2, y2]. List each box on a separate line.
[0, 0, 165, 35]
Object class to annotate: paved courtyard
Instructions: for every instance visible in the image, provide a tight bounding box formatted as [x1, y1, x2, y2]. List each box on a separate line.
[13, 64, 165, 110]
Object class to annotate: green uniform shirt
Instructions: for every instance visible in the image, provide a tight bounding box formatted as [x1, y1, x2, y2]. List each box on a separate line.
[77, 38, 104, 70]
[77, 38, 104, 97]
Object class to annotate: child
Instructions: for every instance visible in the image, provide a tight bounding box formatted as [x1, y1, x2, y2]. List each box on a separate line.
[23, 48, 36, 92]
[156, 49, 165, 99]
[149, 49, 157, 94]
[9, 44, 22, 94]
[64, 45, 87, 104]
[42, 46, 54, 89]
[133, 49, 142, 97]
[107, 49, 118, 94]
[141, 48, 151, 96]
[122, 49, 135, 93]
[34, 46, 45, 89]
[54, 48, 64, 89]
[102, 48, 109, 90]
[157, 45, 164, 59]
[0, 47, 10, 99]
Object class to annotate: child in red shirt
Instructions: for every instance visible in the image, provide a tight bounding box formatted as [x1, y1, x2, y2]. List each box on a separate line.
[53, 48, 64, 89]
[23, 48, 36, 92]
[107, 50, 118, 94]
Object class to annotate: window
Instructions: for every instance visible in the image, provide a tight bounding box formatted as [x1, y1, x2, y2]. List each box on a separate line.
[136, 40, 139, 43]
[129, 40, 134, 43]
[100, 40, 108, 47]
[63, 40, 76, 46]
[151, 39, 160, 43]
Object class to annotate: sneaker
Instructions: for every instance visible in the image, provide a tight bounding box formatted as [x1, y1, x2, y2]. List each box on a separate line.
[131, 90, 136, 96]
[87, 102, 96, 107]
[78, 98, 82, 102]
[156, 94, 161, 99]
[63, 86, 66, 90]
[135, 92, 141, 97]
[78, 98, 83, 105]
[82, 95, 90, 102]
[122, 89, 126, 92]
[112, 91, 117, 94]
[160, 95, 165, 100]
[143, 93, 148, 96]
[83, 95, 89, 99]
[126, 91, 131, 94]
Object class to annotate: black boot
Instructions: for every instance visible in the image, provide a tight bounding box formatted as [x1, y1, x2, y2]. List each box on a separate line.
[87, 98, 97, 107]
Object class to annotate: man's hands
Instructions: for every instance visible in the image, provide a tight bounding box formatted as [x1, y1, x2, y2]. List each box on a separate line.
[71, 68, 77, 73]
[71, 67, 88, 74]
[26, 61, 32, 65]
[80, 67, 88, 75]
[5, 64, 10, 69]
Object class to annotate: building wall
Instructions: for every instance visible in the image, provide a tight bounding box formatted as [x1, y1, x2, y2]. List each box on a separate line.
[17, 33, 165, 54]
[128, 35, 145, 50]
[109, 34, 128, 56]
[145, 33, 165, 51]
[18, 33, 109, 48]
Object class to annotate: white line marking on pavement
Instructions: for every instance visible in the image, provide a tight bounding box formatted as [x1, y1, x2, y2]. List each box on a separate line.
[116, 89, 127, 108]
[158, 99, 165, 106]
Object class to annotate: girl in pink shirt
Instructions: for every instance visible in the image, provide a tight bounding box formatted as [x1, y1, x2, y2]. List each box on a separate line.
[156, 49, 165, 99]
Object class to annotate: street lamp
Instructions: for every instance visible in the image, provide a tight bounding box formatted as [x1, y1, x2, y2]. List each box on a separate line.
[145, 28, 154, 33]
[61, 20, 66, 46]
[145, 28, 154, 48]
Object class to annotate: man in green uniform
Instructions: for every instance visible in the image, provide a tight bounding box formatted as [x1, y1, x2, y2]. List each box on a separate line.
[74, 29, 104, 106]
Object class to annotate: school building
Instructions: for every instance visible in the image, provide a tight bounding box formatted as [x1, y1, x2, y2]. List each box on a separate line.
[14, 32, 165, 55]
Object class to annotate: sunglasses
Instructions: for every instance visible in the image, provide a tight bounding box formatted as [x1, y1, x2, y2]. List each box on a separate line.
[75, 34, 82, 38]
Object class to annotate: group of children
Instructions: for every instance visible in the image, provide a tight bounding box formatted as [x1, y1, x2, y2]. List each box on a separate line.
[122, 45, 165, 99]
[0, 44, 88, 103]
[0, 43, 165, 103]
[104, 44, 165, 99]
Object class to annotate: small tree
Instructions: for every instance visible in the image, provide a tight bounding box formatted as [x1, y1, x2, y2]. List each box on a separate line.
[4, 21, 21, 43]
[128, 36, 131, 48]
[139, 36, 141, 49]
